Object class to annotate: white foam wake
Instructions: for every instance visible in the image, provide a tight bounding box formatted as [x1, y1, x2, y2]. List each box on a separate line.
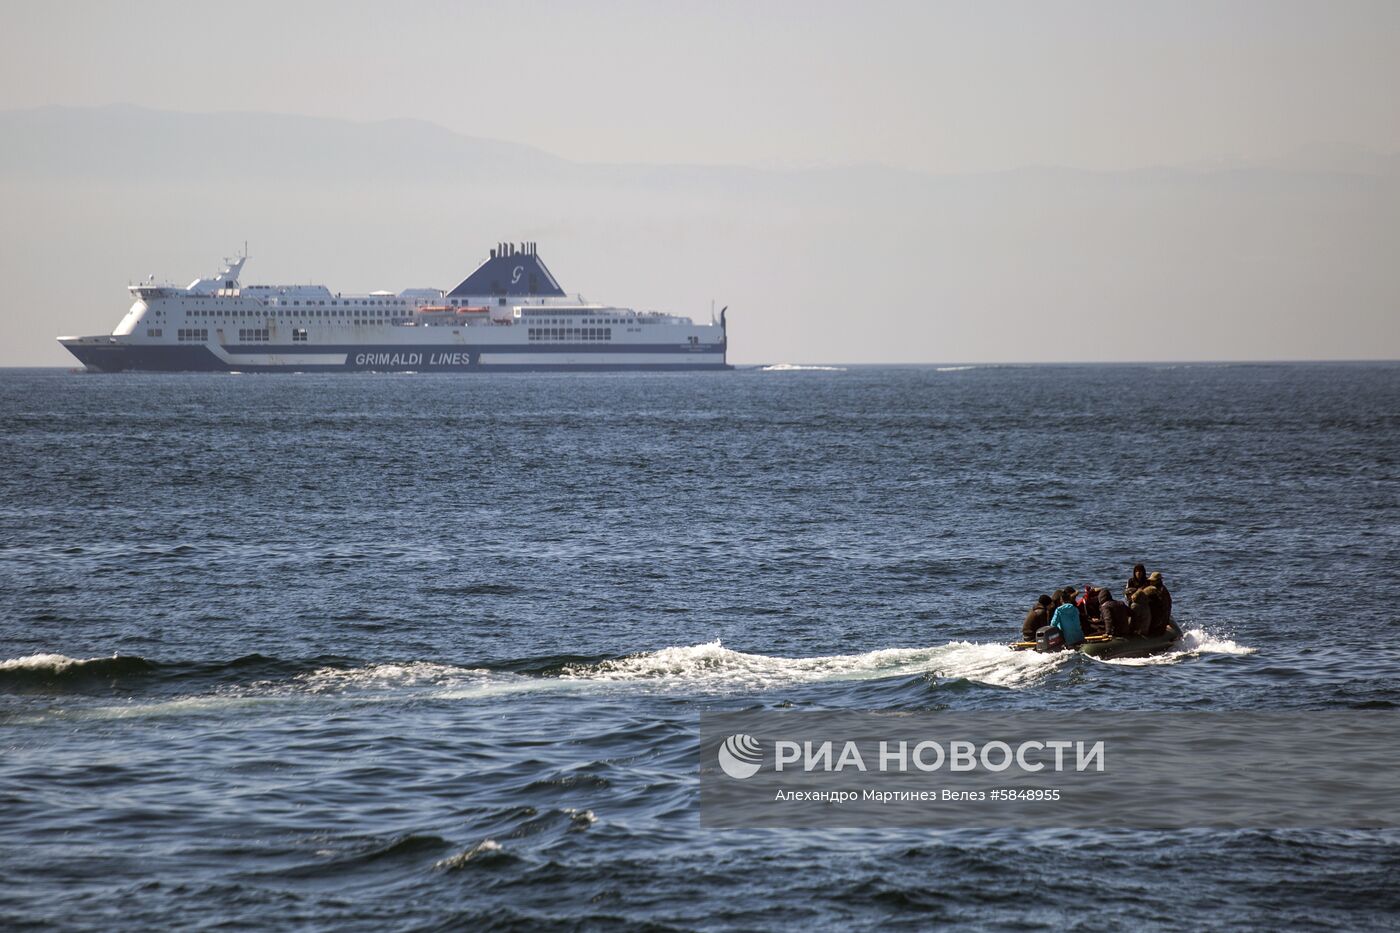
[935, 365, 977, 372]
[1096, 626, 1257, 666]
[4, 641, 1070, 726]
[760, 363, 847, 372]
[295, 661, 494, 693]
[560, 640, 1065, 690]
[302, 640, 1066, 700]
[294, 661, 571, 702]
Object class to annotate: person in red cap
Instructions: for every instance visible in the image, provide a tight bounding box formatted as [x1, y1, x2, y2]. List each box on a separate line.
[1077, 584, 1102, 634]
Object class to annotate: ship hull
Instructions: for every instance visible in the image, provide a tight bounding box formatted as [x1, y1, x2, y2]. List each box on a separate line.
[60, 340, 731, 373]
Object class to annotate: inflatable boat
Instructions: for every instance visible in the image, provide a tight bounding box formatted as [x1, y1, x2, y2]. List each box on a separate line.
[1011, 622, 1182, 660]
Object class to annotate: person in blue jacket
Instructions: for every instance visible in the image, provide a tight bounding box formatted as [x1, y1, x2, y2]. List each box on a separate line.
[1049, 588, 1085, 646]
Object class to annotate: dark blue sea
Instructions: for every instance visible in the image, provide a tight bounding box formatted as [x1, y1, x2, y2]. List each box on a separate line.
[2, 363, 1398, 931]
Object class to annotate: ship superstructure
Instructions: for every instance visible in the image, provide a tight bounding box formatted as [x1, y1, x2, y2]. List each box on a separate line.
[58, 243, 729, 372]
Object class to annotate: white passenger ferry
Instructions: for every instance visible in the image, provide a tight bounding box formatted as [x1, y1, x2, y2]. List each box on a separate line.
[59, 242, 729, 372]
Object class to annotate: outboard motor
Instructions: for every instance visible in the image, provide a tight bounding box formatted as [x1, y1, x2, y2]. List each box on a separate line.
[1035, 625, 1065, 653]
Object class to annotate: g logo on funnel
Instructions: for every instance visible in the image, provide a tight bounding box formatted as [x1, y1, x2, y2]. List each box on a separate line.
[718, 733, 763, 779]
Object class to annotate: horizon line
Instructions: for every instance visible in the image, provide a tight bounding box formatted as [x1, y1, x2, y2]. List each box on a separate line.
[4, 359, 1398, 371]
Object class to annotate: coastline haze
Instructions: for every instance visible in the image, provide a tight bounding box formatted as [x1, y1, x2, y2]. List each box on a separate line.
[1, 1, 1398, 365]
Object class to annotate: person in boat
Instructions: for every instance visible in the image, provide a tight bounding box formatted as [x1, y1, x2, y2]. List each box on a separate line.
[1051, 586, 1081, 630]
[1128, 586, 1155, 637]
[1049, 587, 1085, 646]
[1076, 584, 1101, 633]
[1124, 563, 1149, 601]
[1096, 586, 1132, 638]
[1146, 572, 1173, 635]
[1022, 594, 1053, 641]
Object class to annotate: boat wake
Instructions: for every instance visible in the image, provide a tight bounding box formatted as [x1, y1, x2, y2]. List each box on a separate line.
[557, 640, 1064, 690]
[1095, 626, 1256, 666]
[760, 363, 847, 372]
[0, 641, 1068, 717]
[3, 631, 1247, 720]
[294, 640, 1067, 700]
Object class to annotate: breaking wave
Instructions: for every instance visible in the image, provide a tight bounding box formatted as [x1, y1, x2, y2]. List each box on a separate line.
[760, 363, 847, 372]
[435, 839, 514, 871]
[935, 365, 977, 372]
[0, 653, 156, 687]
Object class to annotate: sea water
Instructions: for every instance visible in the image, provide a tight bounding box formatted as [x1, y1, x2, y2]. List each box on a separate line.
[1, 363, 1397, 928]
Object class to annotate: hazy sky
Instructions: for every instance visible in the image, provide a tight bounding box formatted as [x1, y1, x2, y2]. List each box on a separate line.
[3, 0, 1398, 173]
[1, 1, 1397, 365]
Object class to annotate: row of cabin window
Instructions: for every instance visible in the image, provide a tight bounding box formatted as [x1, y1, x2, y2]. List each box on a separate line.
[164, 328, 307, 342]
[158, 327, 318, 343]
[528, 327, 612, 341]
[528, 317, 625, 325]
[273, 299, 405, 307]
[189, 309, 396, 319]
[195, 298, 406, 307]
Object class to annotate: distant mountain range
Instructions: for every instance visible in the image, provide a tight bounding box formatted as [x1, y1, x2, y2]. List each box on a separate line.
[3, 104, 1396, 187]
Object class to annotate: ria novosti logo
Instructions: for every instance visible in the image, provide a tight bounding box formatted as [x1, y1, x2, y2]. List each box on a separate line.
[717, 733, 763, 779]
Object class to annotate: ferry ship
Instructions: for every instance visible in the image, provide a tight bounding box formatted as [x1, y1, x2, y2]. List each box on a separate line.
[58, 243, 729, 372]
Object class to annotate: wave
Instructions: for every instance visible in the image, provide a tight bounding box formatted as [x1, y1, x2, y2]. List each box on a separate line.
[421, 582, 524, 597]
[935, 365, 976, 372]
[0, 653, 156, 687]
[1095, 626, 1257, 667]
[263, 833, 453, 880]
[295, 661, 503, 694]
[760, 363, 847, 372]
[0, 651, 350, 695]
[435, 839, 516, 871]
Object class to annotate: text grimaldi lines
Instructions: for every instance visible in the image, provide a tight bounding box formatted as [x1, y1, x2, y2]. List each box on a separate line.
[353, 351, 471, 367]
